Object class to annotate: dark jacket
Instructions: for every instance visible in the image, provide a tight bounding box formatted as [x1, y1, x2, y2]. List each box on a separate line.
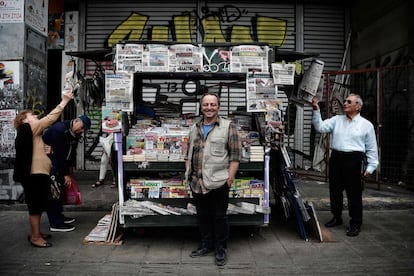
[13, 123, 33, 183]
[42, 120, 80, 176]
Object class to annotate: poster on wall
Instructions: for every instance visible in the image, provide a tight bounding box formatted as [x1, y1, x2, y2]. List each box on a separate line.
[0, 109, 17, 159]
[0, 0, 24, 23]
[25, 0, 49, 36]
[64, 11, 78, 51]
[0, 61, 20, 89]
[48, 12, 64, 49]
[246, 72, 277, 112]
[0, 61, 23, 110]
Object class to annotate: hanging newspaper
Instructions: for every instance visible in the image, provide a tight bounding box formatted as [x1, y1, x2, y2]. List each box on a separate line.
[169, 44, 203, 72]
[115, 43, 143, 73]
[142, 44, 169, 72]
[230, 45, 269, 73]
[271, 63, 296, 85]
[246, 72, 277, 112]
[105, 71, 134, 112]
[297, 59, 325, 103]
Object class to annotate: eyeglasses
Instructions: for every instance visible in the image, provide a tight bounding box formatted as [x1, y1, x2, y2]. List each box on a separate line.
[344, 99, 353, 105]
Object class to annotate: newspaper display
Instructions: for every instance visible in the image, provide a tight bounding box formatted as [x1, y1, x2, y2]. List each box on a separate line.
[142, 44, 169, 72]
[169, 44, 203, 72]
[298, 59, 325, 103]
[230, 45, 269, 73]
[115, 43, 143, 73]
[271, 63, 296, 85]
[246, 72, 277, 112]
[105, 71, 134, 112]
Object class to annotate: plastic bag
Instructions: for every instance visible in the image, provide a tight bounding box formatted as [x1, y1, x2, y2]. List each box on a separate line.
[65, 177, 82, 205]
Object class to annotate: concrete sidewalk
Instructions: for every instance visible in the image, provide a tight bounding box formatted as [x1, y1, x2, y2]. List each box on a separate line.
[0, 209, 413, 275]
[1, 170, 414, 275]
[3, 170, 413, 212]
[63, 170, 414, 212]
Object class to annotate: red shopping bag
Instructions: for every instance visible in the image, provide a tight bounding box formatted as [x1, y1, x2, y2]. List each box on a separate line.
[65, 177, 82, 205]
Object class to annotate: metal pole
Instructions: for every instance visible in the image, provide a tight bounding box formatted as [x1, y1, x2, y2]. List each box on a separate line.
[376, 68, 382, 190]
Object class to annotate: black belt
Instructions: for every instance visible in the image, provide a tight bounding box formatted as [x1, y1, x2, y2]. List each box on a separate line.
[332, 150, 364, 156]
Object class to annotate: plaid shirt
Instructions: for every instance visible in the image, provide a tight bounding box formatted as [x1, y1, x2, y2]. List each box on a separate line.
[187, 117, 242, 194]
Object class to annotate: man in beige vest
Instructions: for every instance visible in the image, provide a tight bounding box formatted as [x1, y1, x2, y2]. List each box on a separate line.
[185, 92, 242, 266]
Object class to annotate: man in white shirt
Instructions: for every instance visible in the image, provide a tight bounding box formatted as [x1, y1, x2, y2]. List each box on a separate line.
[312, 94, 379, 237]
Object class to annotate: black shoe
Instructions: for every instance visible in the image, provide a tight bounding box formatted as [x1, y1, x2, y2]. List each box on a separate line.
[29, 239, 52, 248]
[189, 247, 213, 258]
[63, 216, 76, 224]
[50, 224, 76, 232]
[215, 249, 226, 266]
[27, 234, 51, 241]
[346, 225, 361, 237]
[324, 217, 343, 228]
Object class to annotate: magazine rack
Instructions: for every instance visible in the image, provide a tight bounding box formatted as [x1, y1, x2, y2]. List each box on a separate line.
[113, 71, 271, 228]
[115, 132, 270, 228]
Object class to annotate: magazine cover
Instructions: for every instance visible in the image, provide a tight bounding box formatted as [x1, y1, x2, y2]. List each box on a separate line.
[126, 134, 145, 155]
[101, 106, 122, 133]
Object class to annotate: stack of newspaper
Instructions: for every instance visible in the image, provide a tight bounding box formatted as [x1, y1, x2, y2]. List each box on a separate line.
[84, 203, 121, 244]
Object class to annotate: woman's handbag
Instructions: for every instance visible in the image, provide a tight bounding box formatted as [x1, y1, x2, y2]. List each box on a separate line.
[50, 175, 61, 200]
[64, 177, 82, 205]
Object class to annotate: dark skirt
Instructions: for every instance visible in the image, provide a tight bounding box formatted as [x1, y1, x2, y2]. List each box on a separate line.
[22, 174, 53, 215]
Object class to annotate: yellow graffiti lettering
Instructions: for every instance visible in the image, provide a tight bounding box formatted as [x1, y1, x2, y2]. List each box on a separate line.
[230, 25, 253, 43]
[150, 26, 169, 41]
[173, 13, 194, 43]
[26, 88, 45, 117]
[255, 16, 287, 47]
[106, 10, 288, 47]
[201, 15, 226, 43]
[107, 12, 148, 47]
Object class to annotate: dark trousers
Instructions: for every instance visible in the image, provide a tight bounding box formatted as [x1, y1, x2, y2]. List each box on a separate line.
[47, 173, 65, 226]
[192, 183, 230, 251]
[329, 150, 364, 227]
[47, 200, 64, 226]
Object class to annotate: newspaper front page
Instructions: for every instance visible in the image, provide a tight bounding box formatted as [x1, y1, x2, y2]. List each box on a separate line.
[230, 45, 269, 73]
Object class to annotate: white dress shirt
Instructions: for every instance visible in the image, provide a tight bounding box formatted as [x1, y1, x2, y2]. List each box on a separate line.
[312, 111, 379, 174]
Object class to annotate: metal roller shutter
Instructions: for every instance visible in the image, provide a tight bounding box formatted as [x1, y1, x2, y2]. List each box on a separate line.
[82, 0, 348, 170]
[299, 4, 348, 169]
